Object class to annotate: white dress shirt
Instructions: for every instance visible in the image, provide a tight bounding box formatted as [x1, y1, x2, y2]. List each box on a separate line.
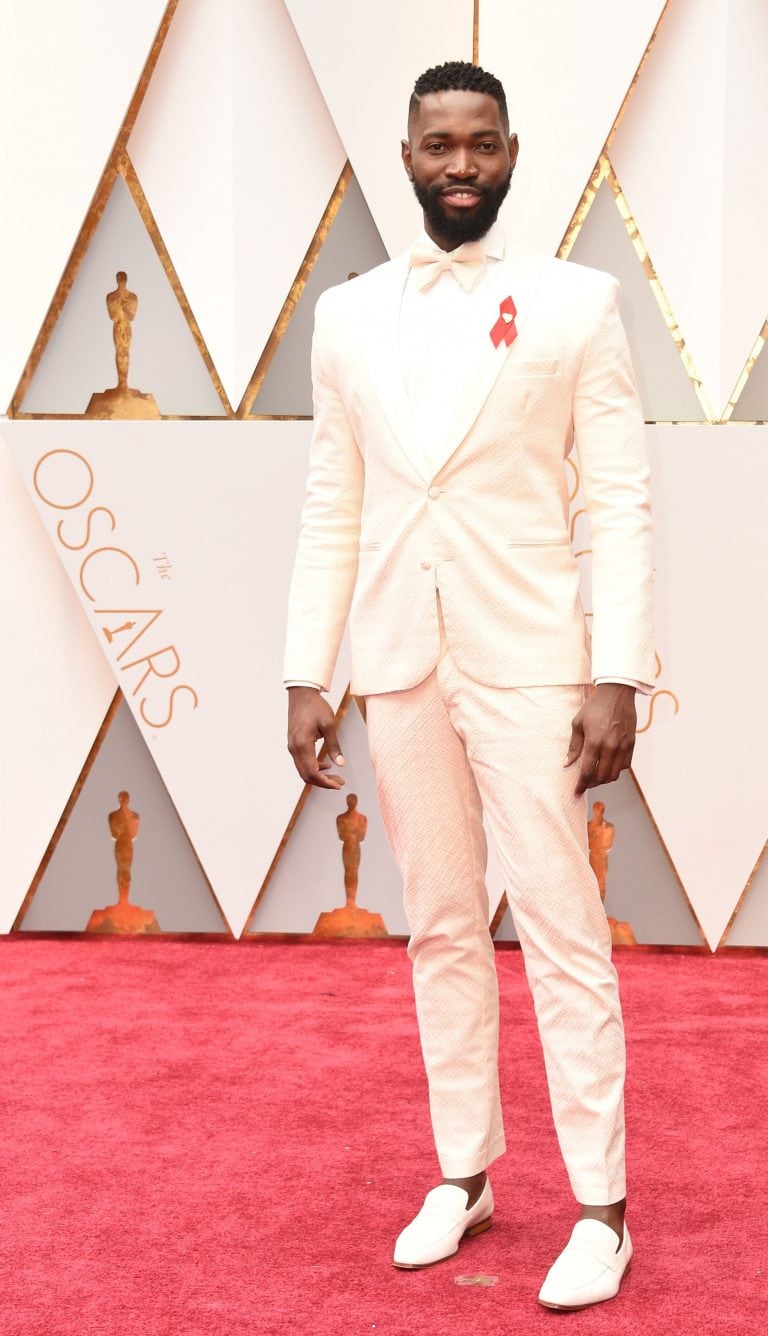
[399, 221, 507, 479]
[287, 221, 651, 694]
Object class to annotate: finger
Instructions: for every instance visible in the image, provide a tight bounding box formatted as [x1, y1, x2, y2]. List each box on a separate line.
[289, 727, 346, 788]
[307, 770, 345, 790]
[314, 760, 347, 784]
[292, 737, 321, 781]
[322, 724, 345, 766]
[300, 752, 346, 790]
[575, 747, 600, 796]
[564, 720, 584, 768]
[306, 745, 346, 789]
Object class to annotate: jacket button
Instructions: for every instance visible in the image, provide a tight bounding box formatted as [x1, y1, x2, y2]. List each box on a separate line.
[428, 485, 440, 499]
[420, 560, 432, 571]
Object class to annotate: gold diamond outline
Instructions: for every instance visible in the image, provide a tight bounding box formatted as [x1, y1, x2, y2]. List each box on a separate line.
[237, 161, 354, 419]
[12, 688, 234, 937]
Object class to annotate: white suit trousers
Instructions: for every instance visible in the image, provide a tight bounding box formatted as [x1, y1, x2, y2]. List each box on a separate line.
[365, 608, 626, 1204]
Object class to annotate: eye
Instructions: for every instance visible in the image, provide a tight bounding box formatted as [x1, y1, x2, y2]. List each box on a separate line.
[426, 143, 446, 152]
[478, 142, 498, 152]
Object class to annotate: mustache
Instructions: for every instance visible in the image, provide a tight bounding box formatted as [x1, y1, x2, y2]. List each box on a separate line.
[430, 182, 491, 198]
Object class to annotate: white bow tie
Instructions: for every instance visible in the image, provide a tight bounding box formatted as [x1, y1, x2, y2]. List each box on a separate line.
[409, 240, 486, 293]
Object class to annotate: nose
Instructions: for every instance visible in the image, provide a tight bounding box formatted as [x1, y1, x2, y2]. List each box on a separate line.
[446, 150, 478, 179]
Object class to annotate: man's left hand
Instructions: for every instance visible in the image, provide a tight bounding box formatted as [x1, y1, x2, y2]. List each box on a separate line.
[565, 683, 637, 797]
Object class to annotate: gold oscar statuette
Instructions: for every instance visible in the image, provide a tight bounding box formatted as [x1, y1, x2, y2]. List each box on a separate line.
[85, 271, 160, 418]
[587, 800, 637, 947]
[313, 794, 388, 938]
[86, 791, 161, 934]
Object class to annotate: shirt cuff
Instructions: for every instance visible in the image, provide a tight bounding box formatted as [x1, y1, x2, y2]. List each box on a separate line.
[594, 676, 653, 696]
[285, 680, 324, 691]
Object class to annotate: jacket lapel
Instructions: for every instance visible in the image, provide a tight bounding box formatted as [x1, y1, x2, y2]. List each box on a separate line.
[360, 242, 549, 484]
[362, 252, 430, 482]
[428, 245, 548, 478]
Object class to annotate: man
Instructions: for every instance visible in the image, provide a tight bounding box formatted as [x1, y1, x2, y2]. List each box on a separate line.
[285, 61, 654, 1311]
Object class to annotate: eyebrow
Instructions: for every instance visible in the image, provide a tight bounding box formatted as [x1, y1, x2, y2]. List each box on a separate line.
[419, 128, 503, 140]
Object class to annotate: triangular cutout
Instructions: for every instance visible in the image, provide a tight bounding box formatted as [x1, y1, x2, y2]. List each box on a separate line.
[246, 699, 408, 937]
[18, 696, 229, 934]
[493, 896, 518, 944]
[249, 173, 388, 417]
[17, 170, 225, 418]
[589, 773, 702, 945]
[720, 845, 768, 947]
[731, 332, 768, 422]
[568, 178, 704, 422]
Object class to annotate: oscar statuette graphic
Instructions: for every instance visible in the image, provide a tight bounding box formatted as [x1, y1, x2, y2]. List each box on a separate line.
[87, 791, 161, 934]
[85, 271, 160, 418]
[588, 801, 637, 947]
[313, 794, 387, 938]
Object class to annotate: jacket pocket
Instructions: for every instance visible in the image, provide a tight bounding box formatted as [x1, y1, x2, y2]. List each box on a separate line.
[506, 537, 571, 548]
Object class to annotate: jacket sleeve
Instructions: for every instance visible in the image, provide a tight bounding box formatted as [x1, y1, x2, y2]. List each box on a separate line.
[573, 275, 656, 685]
[283, 296, 364, 690]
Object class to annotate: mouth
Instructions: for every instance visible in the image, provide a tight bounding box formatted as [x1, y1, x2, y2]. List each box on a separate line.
[441, 187, 484, 208]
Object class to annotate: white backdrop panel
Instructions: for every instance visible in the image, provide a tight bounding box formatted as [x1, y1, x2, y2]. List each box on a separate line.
[481, 0, 666, 254]
[0, 437, 116, 932]
[632, 425, 768, 948]
[3, 421, 350, 938]
[611, 0, 768, 416]
[285, 0, 473, 258]
[128, 0, 346, 410]
[0, 0, 168, 411]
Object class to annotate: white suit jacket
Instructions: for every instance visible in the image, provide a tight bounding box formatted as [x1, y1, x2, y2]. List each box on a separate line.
[284, 241, 655, 697]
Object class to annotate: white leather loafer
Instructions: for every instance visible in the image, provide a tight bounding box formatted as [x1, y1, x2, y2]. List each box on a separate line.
[393, 1180, 494, 1269]
[538, 1219, 632, 1310]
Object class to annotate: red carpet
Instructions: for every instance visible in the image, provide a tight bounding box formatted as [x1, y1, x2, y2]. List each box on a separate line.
[1, 939, 767, 1334]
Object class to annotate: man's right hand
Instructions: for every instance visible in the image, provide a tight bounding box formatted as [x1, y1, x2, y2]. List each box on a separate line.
[287, 686, 346, 789]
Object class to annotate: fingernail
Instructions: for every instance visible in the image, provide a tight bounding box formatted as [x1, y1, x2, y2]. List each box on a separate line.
[337, 755, 345, 765]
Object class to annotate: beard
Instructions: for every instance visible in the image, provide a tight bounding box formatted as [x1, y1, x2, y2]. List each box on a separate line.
[411, 170, 512, 247]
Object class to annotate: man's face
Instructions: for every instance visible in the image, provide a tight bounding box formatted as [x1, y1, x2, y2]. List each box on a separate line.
[402, 90, 518, 248]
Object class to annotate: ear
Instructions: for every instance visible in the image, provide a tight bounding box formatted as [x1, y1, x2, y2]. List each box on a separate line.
[401, 138, 414, 181]
[508, 132, 519, 172]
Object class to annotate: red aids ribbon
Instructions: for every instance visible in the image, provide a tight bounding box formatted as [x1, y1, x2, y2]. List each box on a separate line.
[490, 295, 518, 348]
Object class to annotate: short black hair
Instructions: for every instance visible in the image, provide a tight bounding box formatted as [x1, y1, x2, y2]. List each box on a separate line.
[408, 61, 509, 133]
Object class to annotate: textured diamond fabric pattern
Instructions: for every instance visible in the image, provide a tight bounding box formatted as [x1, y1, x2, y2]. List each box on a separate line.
[365, 614, 626, 1201]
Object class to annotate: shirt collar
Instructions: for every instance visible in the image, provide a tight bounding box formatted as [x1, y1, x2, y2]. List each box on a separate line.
[416, 219, 506, 260]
